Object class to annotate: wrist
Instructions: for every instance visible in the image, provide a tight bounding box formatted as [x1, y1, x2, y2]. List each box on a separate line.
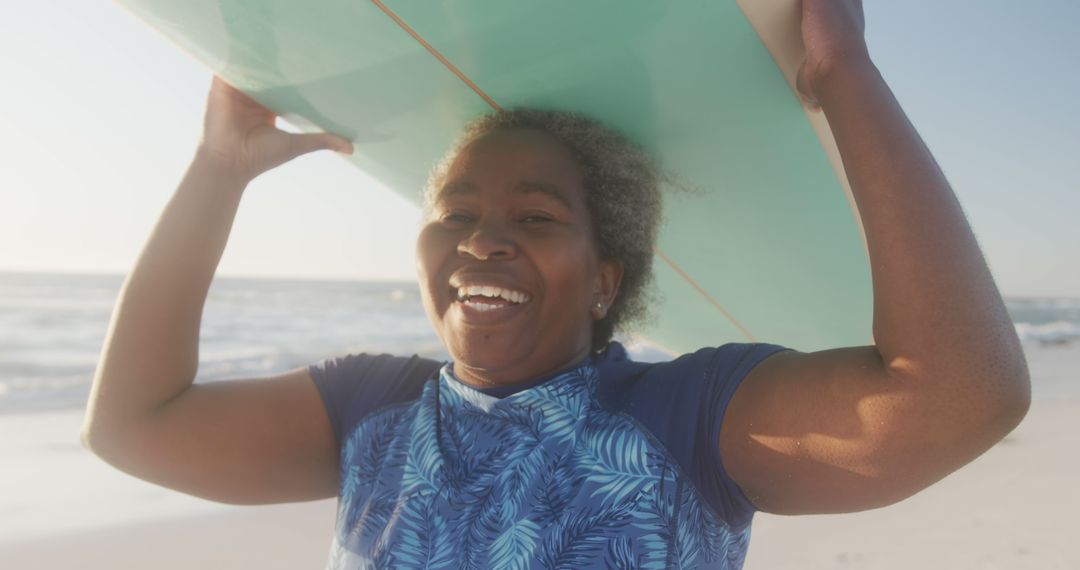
[810, 54, 880, 108]
[191, 146, 256, 190]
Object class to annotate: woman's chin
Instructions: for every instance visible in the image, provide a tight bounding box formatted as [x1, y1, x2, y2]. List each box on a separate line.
[448, 338, 527, 376]
[446, 334, 592, 387]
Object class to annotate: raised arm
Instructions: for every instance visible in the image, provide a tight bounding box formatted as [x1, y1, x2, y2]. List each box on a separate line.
[81, 77, 353, 504]
[720, 0, 1030, 514]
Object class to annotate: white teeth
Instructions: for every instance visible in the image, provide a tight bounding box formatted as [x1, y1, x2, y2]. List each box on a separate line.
[455, 284, 530, 304]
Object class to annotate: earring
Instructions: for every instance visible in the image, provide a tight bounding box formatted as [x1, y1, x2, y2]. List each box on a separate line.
[595, 301, 604, 311]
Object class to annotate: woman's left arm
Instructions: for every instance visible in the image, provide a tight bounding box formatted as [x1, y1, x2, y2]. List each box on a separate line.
[720, 0, 1030, 515]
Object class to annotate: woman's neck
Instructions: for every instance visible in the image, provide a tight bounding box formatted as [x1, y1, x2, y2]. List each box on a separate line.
[451, 348, 592, 390]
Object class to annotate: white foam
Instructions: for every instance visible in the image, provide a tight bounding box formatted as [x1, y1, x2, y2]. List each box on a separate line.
[1015, 320, 1080, 344]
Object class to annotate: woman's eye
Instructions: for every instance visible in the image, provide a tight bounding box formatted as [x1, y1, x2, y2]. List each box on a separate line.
[441, 212, 474, 224]
[520, 214, 554, 223]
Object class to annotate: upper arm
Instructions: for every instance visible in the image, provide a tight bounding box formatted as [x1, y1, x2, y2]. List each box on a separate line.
[85, 367, 339, 505]
[719, 345, 1023, 515]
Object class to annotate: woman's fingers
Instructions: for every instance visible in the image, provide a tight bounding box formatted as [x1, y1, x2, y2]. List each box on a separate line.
[199, 75, 353, 180]
[284, 132, 355, 162]
[796, 0, 869, 111]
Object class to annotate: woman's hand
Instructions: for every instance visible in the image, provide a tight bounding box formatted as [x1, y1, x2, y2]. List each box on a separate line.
[196, 76, 354, 182]
[795, 0, 870, 110]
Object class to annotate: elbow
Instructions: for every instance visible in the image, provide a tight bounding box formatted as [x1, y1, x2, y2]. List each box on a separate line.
[80, 425, 94, 452]
[80, 412, 131, 461]
[995, 367, 1031, 435]
[959, 365, 1031, 449]
[952, 349, 1032, 439]
[997, 338, 1033, 430]
[79, 420, 148, 477]
[80, 419, 113, 459]
[80, 411, 99, 453]
[988, 346, 1032, 433]
[80, 398, 110, 454]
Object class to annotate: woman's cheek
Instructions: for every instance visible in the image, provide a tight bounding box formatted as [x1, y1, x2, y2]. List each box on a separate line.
[416, 225, 448, 268]
[416, 225, 449, 309]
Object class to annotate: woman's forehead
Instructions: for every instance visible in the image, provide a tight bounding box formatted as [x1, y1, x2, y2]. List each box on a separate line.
[432, 130, 582, 193]
[424, 128, 589, 216]
[437, 179, 577, 210]
[450, 129, 582, 175]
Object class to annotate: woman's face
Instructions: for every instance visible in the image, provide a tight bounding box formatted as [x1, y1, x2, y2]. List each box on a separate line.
[416, 129, 622, 387]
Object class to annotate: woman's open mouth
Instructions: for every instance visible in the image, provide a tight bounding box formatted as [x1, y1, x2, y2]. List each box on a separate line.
[453, 284, 531, 315]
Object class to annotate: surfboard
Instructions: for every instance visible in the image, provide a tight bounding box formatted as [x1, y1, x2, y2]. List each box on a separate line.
[116, 0, 872, 354]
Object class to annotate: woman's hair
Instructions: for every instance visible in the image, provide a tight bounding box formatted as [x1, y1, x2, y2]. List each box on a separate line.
[424, 108, 664, 352]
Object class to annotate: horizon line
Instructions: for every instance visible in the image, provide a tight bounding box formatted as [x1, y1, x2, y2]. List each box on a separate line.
[0, 268, 418, 285]
[0, 268, 1074, 300]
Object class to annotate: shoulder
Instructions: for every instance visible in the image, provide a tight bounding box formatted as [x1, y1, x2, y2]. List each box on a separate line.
[309, 353, 443, 386]
[308, 352, 444, 445]
[595, 342, 791, 410]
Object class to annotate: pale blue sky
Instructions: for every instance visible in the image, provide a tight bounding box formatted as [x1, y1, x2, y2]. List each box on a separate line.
[1, 1, 1076, 296]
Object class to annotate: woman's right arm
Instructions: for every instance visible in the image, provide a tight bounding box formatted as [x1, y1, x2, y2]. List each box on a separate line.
[81, 77, 354, 505]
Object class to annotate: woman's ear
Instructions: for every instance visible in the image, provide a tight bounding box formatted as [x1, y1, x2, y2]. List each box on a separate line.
[592, 260, 624, 320]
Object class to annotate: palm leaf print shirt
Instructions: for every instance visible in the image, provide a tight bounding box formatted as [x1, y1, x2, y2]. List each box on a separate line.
[309, 342, 788, 569]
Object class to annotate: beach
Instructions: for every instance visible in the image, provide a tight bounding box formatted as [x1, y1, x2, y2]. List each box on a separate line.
[745, 342, 1080, 569]
[746, 396, 1078, 569]
[0, 343, 1074, 569]
[1, 274, 1076, 568]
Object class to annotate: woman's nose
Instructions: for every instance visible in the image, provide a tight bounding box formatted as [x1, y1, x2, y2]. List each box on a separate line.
[457, 222, 517, 261]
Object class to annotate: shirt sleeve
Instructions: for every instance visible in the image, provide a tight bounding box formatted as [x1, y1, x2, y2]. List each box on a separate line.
[700, 343, 790, 526]
[616, 342, 790, 530]
[307, 353, 443, 446]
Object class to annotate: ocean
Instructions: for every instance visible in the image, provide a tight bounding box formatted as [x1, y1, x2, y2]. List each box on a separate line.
[2, 271, 1078, 416]
[0, 271, 445, 415]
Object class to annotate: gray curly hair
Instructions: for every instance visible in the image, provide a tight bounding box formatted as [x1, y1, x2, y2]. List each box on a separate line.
[423, 108, 664, 352]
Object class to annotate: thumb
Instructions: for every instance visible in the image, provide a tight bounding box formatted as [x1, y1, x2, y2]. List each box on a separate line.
[284, 132, 354, 161]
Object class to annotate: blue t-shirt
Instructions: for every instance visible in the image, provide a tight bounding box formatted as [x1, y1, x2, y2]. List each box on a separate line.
[309, 341, 788, 569]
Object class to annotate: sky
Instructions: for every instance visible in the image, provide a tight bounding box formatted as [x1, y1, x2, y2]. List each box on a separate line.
[0, 1, 1077, 296]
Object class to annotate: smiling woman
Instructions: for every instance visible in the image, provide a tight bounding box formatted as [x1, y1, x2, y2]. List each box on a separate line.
[418, 114, 662, 386]
[418, 128, 619, 386]
[423, 110, 664, 355]
[81, 1, 1030, 569]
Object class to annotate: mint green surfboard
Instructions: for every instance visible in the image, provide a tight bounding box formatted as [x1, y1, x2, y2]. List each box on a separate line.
[117, 0, 872, 354]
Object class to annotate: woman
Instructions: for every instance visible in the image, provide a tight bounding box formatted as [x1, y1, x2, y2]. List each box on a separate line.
[82, 1, 1030, 568]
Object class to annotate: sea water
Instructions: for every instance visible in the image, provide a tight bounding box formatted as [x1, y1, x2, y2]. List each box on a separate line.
[0, 271, 1076, 543]
[3, 271, 1077, 415]
[0, 272, 446, 415]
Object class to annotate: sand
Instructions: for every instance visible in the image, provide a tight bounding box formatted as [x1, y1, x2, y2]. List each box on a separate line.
[2, 344, 1076, 569]
[0, 500, 336, 569]
[743, 343, 1080, 569]
[744, 398, 1078, 569]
